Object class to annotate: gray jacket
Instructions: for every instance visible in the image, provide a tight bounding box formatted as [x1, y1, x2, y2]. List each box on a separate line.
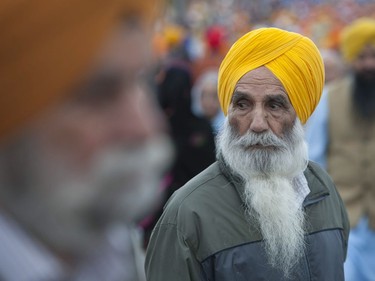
[145, 160, 349, 281]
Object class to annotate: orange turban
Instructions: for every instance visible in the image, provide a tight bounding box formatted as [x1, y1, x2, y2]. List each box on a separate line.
[0, 0, 160, 141]
[218, 27, 324, 124]
[340, 18, 375, 62]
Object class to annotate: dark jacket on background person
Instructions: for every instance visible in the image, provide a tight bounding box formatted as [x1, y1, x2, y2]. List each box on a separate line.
[145, 159, 349, 281]
[157, 62, 216, 188]
[141, 60, 216, 248]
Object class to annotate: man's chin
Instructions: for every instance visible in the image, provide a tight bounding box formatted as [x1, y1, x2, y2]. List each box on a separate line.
[244, 145, 279, 151]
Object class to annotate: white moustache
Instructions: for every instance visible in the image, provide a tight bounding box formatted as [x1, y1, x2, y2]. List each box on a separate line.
[232, 130, 288, 150]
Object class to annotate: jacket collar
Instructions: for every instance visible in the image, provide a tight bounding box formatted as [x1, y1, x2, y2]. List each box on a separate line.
[303, 164, 330, 207]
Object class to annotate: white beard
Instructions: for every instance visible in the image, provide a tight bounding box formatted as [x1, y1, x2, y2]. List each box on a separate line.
[217, 119, 309, 277]
[0, 135, 173, 257]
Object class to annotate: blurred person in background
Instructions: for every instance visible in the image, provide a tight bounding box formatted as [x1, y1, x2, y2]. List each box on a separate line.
[314, 18, 375, 281]
[305, 48, 347, 169]
[141, 52, 216, 249]
[145, 27, 349, 281]
[0, 1, 172, 281]
[191, 68, 225, 135]
[161, 23, 191, 64]
[156, 61, 216, 196]
[192, 24, 229, 82]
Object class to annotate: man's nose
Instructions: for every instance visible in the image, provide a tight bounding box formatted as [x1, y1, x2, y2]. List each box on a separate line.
[110, 85, 166, 144]
[249, 108, 269, 133]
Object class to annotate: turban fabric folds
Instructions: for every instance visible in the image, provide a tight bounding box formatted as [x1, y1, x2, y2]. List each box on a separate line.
[0, 0, 160, 141]
[340, 18, 375, 62]
[218, 27, 324, 124]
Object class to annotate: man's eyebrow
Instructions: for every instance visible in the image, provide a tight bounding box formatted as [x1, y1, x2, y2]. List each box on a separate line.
[231, 92, 289, 104]
[265, 94, 289, 105]
[231, 91, 249, 102]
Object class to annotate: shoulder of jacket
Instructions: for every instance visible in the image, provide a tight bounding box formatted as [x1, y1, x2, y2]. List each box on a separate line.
[164, 162, 223, 207]
[305, 161, 335, 192]
[157, 162, 228, 228]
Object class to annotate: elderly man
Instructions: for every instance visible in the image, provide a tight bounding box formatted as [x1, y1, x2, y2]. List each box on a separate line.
[145, 27, 349, 281]
[0, 1, 172, 281]
[307, 18, 375, 280]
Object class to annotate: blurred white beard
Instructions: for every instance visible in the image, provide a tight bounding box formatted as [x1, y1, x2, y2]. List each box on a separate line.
[217, 119, 308, 277]
[2, 135, 173, 257]
[49, 135, 174, 224]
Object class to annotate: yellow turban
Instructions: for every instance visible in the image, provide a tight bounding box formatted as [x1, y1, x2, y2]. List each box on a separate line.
[163, 24, 186, 48]
[340, 17, 375, 62]
[0, 0, 160, 142]
[218, 27, 324, 124]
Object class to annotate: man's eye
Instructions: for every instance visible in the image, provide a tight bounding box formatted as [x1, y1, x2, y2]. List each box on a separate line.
[269, 102, 283, 110]
[236, 101, 248, 109]
[270, 103, 279, 109]
[74, 73, 125, 106]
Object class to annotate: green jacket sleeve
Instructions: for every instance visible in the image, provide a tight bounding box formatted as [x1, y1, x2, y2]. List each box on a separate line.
[145, 222, 202, 281]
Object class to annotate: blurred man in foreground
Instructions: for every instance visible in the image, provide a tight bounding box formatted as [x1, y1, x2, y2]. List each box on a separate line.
[145, 27, 349, 281]
[0, 1, 171, 280]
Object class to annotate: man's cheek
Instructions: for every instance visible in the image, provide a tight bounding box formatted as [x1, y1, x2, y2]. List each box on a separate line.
[228, 117, 242, 137]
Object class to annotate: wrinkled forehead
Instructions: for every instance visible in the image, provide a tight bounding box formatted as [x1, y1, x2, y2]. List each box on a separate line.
[234, 67, 288, 97]
[238, 66, 283, 84]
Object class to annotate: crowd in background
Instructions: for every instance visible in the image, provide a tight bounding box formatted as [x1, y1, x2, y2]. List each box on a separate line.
[140, 1, 375, 280]
[1, 0, 374, 280]
[142, 0, 375, 239]
[152, 0, 375, 63]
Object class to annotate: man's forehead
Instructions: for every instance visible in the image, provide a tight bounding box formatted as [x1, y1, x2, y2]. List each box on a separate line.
[91, 24, 150, 76]
[234, 67, 288, 97]
[237, 66, 282, 85]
